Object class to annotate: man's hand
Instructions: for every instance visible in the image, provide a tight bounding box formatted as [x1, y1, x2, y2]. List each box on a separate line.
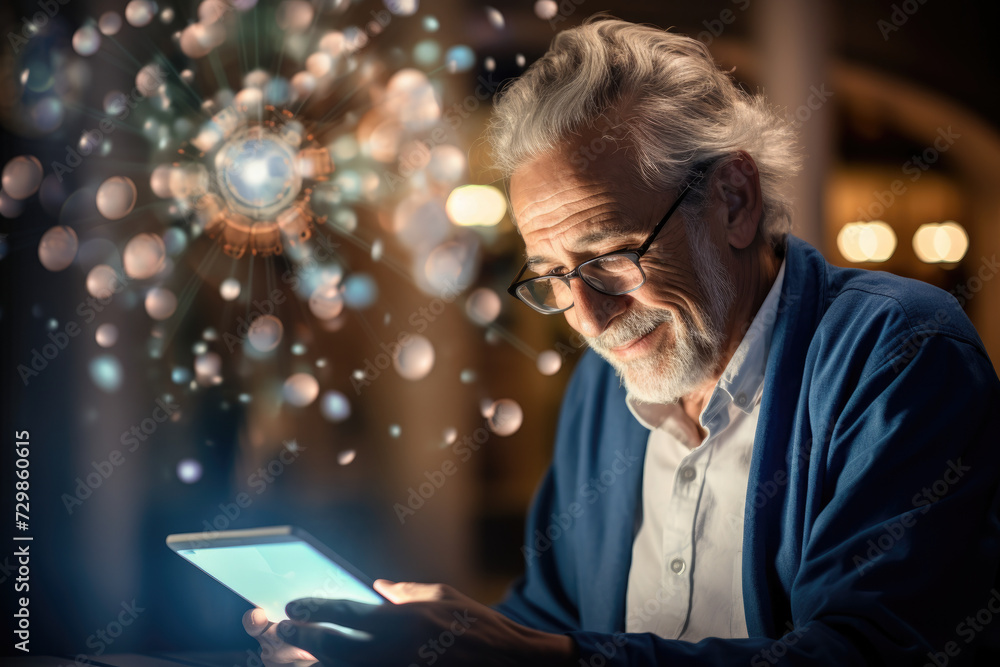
[242, 606, 319, 667]
[276, 579, 576, 667]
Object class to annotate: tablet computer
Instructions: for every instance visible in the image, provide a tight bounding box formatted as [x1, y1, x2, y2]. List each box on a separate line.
[166, 525, 387, 624]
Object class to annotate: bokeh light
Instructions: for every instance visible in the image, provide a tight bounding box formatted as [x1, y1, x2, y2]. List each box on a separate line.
[487, 398, 523, 436]
[38, 226, 79, 271]
[283, 372, 320, 406]
[393, 333, 435, 380]
[445, 185, 506, 226]
[913, 221, 969, 263]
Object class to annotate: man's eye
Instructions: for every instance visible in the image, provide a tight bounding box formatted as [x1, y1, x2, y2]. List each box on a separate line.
[545, 267, 567, 277]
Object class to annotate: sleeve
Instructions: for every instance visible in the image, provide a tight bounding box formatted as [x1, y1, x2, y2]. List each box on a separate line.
[490, 352, 595, 634]
[565, 334, 1000, 665]
[491, 467, 583, 634]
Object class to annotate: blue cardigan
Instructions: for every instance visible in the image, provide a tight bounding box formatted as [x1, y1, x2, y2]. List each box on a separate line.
[495, 236, 1000, 665]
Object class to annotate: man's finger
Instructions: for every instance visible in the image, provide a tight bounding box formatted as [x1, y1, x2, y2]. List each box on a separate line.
[260, 624, 317, 664]
[373, 580, 447, 603]
[243, 608, 270, 638]
[285, 598, 384, 631]
[278, 621, 365, 664]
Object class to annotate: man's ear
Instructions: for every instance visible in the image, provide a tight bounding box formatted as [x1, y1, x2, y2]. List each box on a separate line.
[713, 151, 763, 250]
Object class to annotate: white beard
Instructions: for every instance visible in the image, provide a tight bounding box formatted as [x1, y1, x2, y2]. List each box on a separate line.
[584, 224, 736, 405]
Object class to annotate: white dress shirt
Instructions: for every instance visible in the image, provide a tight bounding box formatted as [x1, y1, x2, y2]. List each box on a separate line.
[624, 259, 786, 642]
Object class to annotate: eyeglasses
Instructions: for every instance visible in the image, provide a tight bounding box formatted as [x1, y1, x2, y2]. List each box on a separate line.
[507, 171, 704, 314]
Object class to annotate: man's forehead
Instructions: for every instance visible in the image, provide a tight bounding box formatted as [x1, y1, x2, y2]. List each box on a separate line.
[509, 148, 636, 224]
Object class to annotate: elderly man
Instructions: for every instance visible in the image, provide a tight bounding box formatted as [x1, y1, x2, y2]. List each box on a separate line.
[245, 17, 1000, 666]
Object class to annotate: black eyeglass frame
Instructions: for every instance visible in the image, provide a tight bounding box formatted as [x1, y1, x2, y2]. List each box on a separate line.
[506, 170, 706, 314]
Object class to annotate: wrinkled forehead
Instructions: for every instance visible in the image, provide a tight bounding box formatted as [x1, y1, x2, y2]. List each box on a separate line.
[508, 148, 656, 267]
[509, 143, 641, 229]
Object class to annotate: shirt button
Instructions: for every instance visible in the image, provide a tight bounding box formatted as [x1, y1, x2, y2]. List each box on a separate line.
[735, 393, 748, 407]
[679, 466, 696, 482]
[670, 558, 686, 574]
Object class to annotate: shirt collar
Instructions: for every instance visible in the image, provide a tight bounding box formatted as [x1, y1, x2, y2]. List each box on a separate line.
[627, 258, 787, 430]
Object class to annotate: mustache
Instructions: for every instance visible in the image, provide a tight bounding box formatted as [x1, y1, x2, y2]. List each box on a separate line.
[586, 306, 674, 350]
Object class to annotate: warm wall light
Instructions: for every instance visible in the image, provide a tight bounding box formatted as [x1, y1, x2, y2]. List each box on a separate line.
[445, 184, 506, 226]
[837, 221, 897, 262]
[912, 221, 968, 263]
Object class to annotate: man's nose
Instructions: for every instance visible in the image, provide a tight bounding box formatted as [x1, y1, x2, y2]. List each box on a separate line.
[566, 278, 625, 337]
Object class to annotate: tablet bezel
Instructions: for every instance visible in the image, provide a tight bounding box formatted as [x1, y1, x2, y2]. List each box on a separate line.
[166, 525, 389, 607]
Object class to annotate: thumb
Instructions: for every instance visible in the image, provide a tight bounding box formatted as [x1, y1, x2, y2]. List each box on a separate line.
[373, 580, 449, 604]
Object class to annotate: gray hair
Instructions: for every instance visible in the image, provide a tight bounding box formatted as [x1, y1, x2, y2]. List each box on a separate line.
[487, 17, 801, 247]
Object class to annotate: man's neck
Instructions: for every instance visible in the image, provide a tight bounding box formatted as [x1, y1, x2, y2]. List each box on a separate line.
[680, 242, 783, 443]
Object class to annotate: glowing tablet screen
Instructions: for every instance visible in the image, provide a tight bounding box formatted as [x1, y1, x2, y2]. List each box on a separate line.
[177, 541, 383, 622]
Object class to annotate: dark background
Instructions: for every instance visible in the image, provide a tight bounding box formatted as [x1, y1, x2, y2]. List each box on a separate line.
[1, 0, 999, 660]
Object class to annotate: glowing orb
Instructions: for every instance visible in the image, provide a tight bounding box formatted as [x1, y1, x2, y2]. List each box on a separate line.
[38, 226, 78, 271]
[248, 315, 283, 352]
[343, 273, 378, 309]
[216, 127, 302, 219]
[385, 0, 418, 16]
[337, 449, 356, 465]
[177, 458, 203, 483]
[98, 12, 123, 35]
[393, 334, 435, 381]
[123, 233, 166, 279]
[465, 288, 501, 325]
[125, 0, 158, 27]
[96, 323, 119, 348]
[535, 0, 558, 20]
[485, 7, 505, 29]
[72, 25, 101, 57]
[487, 399, 523, 436]
[145, 287, 178, 320]
[3, 155, 44, 200]
[87, 264, 120, 299]
[445, 45, 475, 73]
[283, 372, 319, 406]
[96, 176, 137, 220]
[220, 278, 241, 301]
[321, 390, 351, 422]
[308, 283, 344, 320]
[89, 354, 123, 392]
[194, 351, 222, 382]
[537, 350, 562, 375]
